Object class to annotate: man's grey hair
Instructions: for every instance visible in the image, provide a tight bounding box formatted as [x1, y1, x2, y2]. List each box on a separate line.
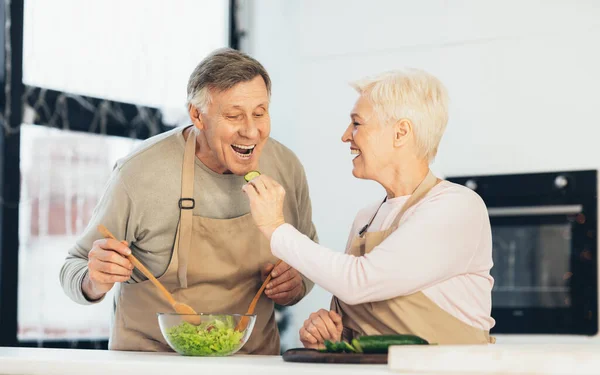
[187, 48, 272, 113]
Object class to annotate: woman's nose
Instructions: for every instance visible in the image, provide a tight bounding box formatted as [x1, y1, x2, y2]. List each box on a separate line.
[341, 124, 353, 143]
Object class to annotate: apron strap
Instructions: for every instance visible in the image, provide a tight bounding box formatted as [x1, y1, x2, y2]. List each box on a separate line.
[358, 170, 439, 237]
[389, 170, 439, 229]
[177, 126, 197, 288]
[358, 197, 387, 238]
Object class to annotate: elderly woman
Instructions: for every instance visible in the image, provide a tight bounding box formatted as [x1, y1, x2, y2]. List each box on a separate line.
[242, 69, 495, 347]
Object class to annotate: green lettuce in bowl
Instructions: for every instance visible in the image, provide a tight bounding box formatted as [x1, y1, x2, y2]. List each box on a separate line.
[158, 313, 256, 356]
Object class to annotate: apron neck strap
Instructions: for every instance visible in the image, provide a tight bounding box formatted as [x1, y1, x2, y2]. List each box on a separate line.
[181, 127, 196, 203]
[358, 170, 438, 238]
[177, 126, 198, 288]
[358, 197, 387, 238]
[389, 170, 439, 229]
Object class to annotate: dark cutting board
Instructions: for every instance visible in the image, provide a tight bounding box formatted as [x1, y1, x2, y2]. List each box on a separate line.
[282, 348, 387, 364]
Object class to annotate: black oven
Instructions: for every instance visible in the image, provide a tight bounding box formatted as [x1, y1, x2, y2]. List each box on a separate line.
[447, 170, 598, 335]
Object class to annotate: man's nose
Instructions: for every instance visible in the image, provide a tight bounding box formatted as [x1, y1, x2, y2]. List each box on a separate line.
[240, 117, 259, 139]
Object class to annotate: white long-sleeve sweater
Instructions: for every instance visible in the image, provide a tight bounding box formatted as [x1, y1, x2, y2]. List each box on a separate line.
[270, 180, 496, 331]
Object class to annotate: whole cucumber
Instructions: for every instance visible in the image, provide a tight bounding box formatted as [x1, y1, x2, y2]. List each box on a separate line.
[354, 334, 429, 354]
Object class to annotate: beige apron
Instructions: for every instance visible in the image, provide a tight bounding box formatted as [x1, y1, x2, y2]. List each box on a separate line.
[109, 127, 280, 354]
[332, 171, 495, 345]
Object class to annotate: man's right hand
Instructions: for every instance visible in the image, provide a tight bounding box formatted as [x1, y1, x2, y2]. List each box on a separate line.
[299, 309, 343, 350]
[82, 238, 134, 301]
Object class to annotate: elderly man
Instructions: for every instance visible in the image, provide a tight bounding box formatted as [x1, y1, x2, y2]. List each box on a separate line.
[59, 48, 317, 354]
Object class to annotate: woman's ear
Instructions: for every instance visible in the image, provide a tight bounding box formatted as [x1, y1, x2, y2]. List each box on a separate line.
[188, 104, 205, 130]
[393, 119, 412, 147]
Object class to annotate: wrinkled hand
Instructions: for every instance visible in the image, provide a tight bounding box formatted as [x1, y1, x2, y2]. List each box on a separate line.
[242, 175, 286, 240]
[83, 238, 133, 301]
[299, 309, 343, 349]
[262, 262, 304, 306]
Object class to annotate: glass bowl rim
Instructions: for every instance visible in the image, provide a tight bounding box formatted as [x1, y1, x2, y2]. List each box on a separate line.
[157, 312, 257, 318]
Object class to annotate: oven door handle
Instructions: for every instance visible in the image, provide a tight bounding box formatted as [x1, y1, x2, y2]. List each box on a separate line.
[487, 205, 583, 217]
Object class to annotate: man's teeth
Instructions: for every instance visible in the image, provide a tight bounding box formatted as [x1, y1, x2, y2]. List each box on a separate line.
[232, 144, 256, 159]
[233, 144, 256, 150]
[351, 149, 361, 155]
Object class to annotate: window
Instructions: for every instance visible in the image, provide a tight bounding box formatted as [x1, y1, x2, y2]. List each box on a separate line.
[18, 124, 141, 341]
[16, 0, 229, 344]
[23, 0, 230, 111]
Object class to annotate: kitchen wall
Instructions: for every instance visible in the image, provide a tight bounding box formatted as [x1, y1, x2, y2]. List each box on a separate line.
[241, 0, 600, 347]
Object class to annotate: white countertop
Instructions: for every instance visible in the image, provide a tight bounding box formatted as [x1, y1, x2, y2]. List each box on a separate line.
[0, 347, 390, 375]
[3, 344, 600, 375]
[388, 343, 600, 375]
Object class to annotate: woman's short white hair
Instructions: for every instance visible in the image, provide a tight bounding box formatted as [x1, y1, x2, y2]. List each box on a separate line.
[351, 68, 449, 162]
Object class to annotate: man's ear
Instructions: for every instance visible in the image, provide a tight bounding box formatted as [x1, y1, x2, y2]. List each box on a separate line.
[188, 104, 205, 130]
[393, 119, 412, 147]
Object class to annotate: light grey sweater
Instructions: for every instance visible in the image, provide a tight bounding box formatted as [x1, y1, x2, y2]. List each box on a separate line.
[60, 126, 317, 305]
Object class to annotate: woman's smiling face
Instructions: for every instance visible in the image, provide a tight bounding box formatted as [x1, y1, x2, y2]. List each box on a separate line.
[341, 94, 397, 181]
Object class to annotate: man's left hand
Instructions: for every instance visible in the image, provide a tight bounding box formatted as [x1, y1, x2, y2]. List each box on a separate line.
[261, 261, 304, 306]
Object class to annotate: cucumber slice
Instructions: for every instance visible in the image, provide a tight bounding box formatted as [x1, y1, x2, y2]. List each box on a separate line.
[244, 170, 261, 182]
[324, 340, 337, 352]
[342, 341, 358, 353]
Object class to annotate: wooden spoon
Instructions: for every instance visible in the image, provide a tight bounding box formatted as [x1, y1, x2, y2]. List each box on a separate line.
[236, 259, 283, 331]
[97, 225, 200, 323]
